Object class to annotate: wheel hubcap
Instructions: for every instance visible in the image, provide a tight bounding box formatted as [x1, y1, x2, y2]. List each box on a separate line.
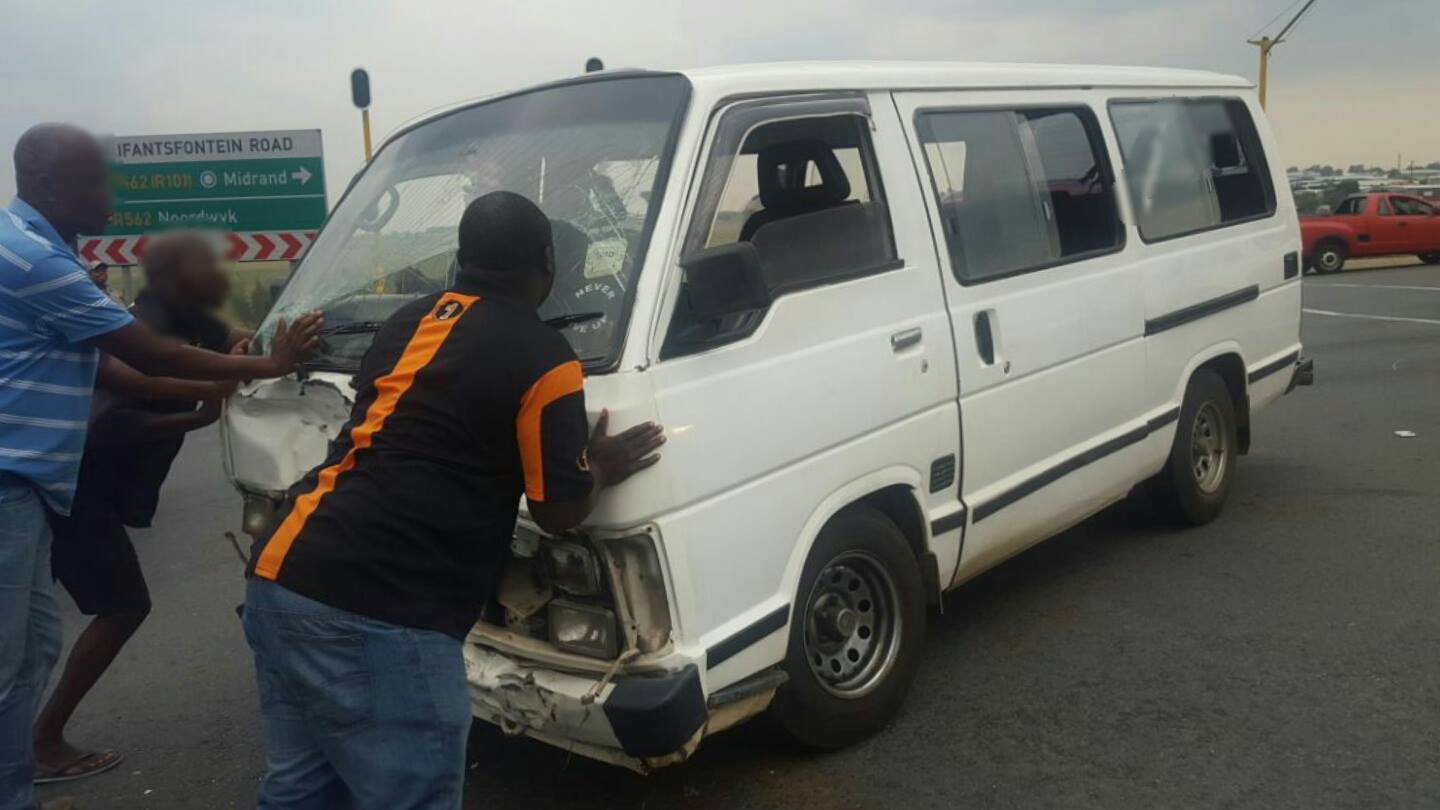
[1319, 251, 1340, 271]
[803, 551, 901, 699]
[1190, 402, 1229, 494]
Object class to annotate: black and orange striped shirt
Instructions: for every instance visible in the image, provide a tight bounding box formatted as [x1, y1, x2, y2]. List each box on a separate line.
[246, 288, 593, 639]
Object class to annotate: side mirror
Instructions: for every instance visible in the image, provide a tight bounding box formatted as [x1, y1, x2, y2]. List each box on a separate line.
[680, 243, 771, 320]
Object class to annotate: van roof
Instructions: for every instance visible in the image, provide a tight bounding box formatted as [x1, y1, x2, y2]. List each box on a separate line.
[676, 60, 1251, 93]
[380, 61, 1251, 150]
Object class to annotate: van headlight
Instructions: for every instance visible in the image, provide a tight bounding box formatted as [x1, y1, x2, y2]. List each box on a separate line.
[241, 493, 280, 539]
[542, 539, 602, 597]
[548, 599, 618, 659]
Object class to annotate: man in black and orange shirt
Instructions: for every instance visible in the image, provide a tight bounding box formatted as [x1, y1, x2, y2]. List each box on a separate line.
[241, 192, 664, 810]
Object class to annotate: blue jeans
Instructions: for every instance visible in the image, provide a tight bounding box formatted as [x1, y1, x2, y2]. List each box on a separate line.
[0, 481, 62, 810]
[242, 579, 471, 810]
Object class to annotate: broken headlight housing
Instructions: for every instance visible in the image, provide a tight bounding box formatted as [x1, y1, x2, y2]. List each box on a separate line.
[542, 539, 602, 597]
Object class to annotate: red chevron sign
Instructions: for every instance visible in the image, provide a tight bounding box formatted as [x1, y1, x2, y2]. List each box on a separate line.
[77, 230, 318, 265]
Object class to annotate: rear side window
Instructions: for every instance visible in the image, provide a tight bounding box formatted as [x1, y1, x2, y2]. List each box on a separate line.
[1334, 197, 1367, 216]
[916, 106, 1123, 284]
[1392, 197, 1435, 216]
[1109, 98, 1276, 242]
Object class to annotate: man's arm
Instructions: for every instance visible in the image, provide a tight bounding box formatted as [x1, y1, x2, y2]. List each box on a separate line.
[97, 354, 228, 401]
[92, 314, 322, 381]
[91, 400, 224, 445]
[528, 410, 664, 535]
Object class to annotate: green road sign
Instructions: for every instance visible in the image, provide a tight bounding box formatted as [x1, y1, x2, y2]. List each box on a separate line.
[104, 130, 326, 236]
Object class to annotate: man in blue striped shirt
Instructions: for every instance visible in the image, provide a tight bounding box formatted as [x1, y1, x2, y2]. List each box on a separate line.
[0, 124, 322, 810]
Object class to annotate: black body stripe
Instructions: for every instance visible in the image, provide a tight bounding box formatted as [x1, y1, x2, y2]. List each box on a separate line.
[1144, 285, 1259, 336]
[972, 406, 1181, 524]
[1247, 351, 1300, 384]
[1146, 406, 1181, 432]
[929, 506, 967, 536]
[706, 605, 790, 670]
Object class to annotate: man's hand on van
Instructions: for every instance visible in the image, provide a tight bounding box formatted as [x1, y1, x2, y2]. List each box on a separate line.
[264, 312, 325, 376]
[587, 409, 664, 489]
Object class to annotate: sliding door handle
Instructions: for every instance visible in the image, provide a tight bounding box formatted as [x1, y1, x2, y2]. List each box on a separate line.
[891, 327, 923, 352]
[974, 311, 996, 365]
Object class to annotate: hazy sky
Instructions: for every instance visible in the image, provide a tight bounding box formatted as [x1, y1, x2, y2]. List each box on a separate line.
[2, 0, 1435, 201]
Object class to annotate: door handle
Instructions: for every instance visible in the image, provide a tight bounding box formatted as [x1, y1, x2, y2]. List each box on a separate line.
[974, 311, 996, 365]
[891, 327, 922, 352]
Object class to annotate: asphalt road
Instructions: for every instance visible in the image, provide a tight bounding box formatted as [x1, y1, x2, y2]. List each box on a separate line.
[41, 264, 1439, 810]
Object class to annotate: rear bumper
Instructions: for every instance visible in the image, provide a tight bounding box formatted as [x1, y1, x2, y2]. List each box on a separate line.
[463, 643, 707, 769]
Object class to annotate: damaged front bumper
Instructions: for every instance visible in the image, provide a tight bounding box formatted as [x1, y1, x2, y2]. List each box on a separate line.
[463, 643, 708, 772]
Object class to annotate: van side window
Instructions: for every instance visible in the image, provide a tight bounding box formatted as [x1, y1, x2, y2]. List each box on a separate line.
[664, 108, 898, 357]
[1109, 98, 1276, 242]
[695, 114, 894, 288]
[916, 107, 1122, 284]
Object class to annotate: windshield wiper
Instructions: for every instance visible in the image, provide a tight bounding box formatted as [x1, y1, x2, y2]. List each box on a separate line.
[319, 321, 387, 336]
[543, 312, 605, 330]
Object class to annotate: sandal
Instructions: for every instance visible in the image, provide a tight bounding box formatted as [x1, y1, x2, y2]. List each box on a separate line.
[34, 749, 124, 785]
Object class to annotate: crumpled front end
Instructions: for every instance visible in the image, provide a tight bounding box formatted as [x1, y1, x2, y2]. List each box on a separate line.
[222, 373, 353, 497]
[464, 644, 707, 772]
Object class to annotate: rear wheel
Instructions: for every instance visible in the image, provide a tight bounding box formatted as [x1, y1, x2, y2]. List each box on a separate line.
[1419, 253, 1440, 265]
[1150, 370, 1238, 526]
[1311, 241, 1348, 274]
[772, 506, 925, 750]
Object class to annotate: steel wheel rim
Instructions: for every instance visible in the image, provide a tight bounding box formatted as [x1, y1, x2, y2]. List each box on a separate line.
[802, 550, 901, 700]
[1318, 250, 1341, 272]
[1190, 401, 1229, 494]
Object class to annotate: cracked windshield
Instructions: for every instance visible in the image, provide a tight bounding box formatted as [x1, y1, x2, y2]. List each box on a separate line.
[258, 75, 687, 370]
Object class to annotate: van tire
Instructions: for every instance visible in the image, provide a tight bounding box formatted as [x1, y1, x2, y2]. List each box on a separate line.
[771, 506, 925, 750]
[1311, 241, 1347, 274]
[1151, 370, 1238, 525]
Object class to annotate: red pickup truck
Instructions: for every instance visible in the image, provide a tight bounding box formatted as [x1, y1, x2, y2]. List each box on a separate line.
[1301, 193, 1440, 273]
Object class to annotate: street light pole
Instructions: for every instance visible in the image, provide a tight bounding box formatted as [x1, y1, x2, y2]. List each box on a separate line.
[1248, 0, 1320, 109]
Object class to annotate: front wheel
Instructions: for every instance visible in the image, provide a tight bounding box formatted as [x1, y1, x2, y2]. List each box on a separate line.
[1419, 253, 1440, 265]
[771, 506, 925, 750]
[1311, 241, 1348, 274]
[1150, 370, 1238, 526]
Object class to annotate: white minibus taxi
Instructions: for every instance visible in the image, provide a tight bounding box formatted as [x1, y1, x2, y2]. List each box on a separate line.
[223, 62, 1311, 770]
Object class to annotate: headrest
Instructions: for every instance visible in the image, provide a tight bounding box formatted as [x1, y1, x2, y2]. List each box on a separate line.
[1209, 132, 1242, 170]
[757, 139, 851, 212]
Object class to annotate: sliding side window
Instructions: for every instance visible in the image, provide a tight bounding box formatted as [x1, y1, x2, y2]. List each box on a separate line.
[1109, 98, 1276, 242]
[916, 107, 1123, 284]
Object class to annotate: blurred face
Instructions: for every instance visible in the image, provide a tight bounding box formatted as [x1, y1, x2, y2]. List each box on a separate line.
[50, 137, 113, 237]
[172, 241, 229, 310]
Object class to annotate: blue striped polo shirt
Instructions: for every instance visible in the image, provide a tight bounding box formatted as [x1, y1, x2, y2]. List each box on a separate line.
[0, 199, 133, 513]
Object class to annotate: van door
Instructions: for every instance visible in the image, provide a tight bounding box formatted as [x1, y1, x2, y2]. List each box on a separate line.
[892, 90, 1144, 580]
[644, 93, 959, 682]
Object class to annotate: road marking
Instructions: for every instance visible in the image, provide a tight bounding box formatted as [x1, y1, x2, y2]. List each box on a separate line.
[1307, 283, 1440, 292]
[1304, 308, 1440, 326]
